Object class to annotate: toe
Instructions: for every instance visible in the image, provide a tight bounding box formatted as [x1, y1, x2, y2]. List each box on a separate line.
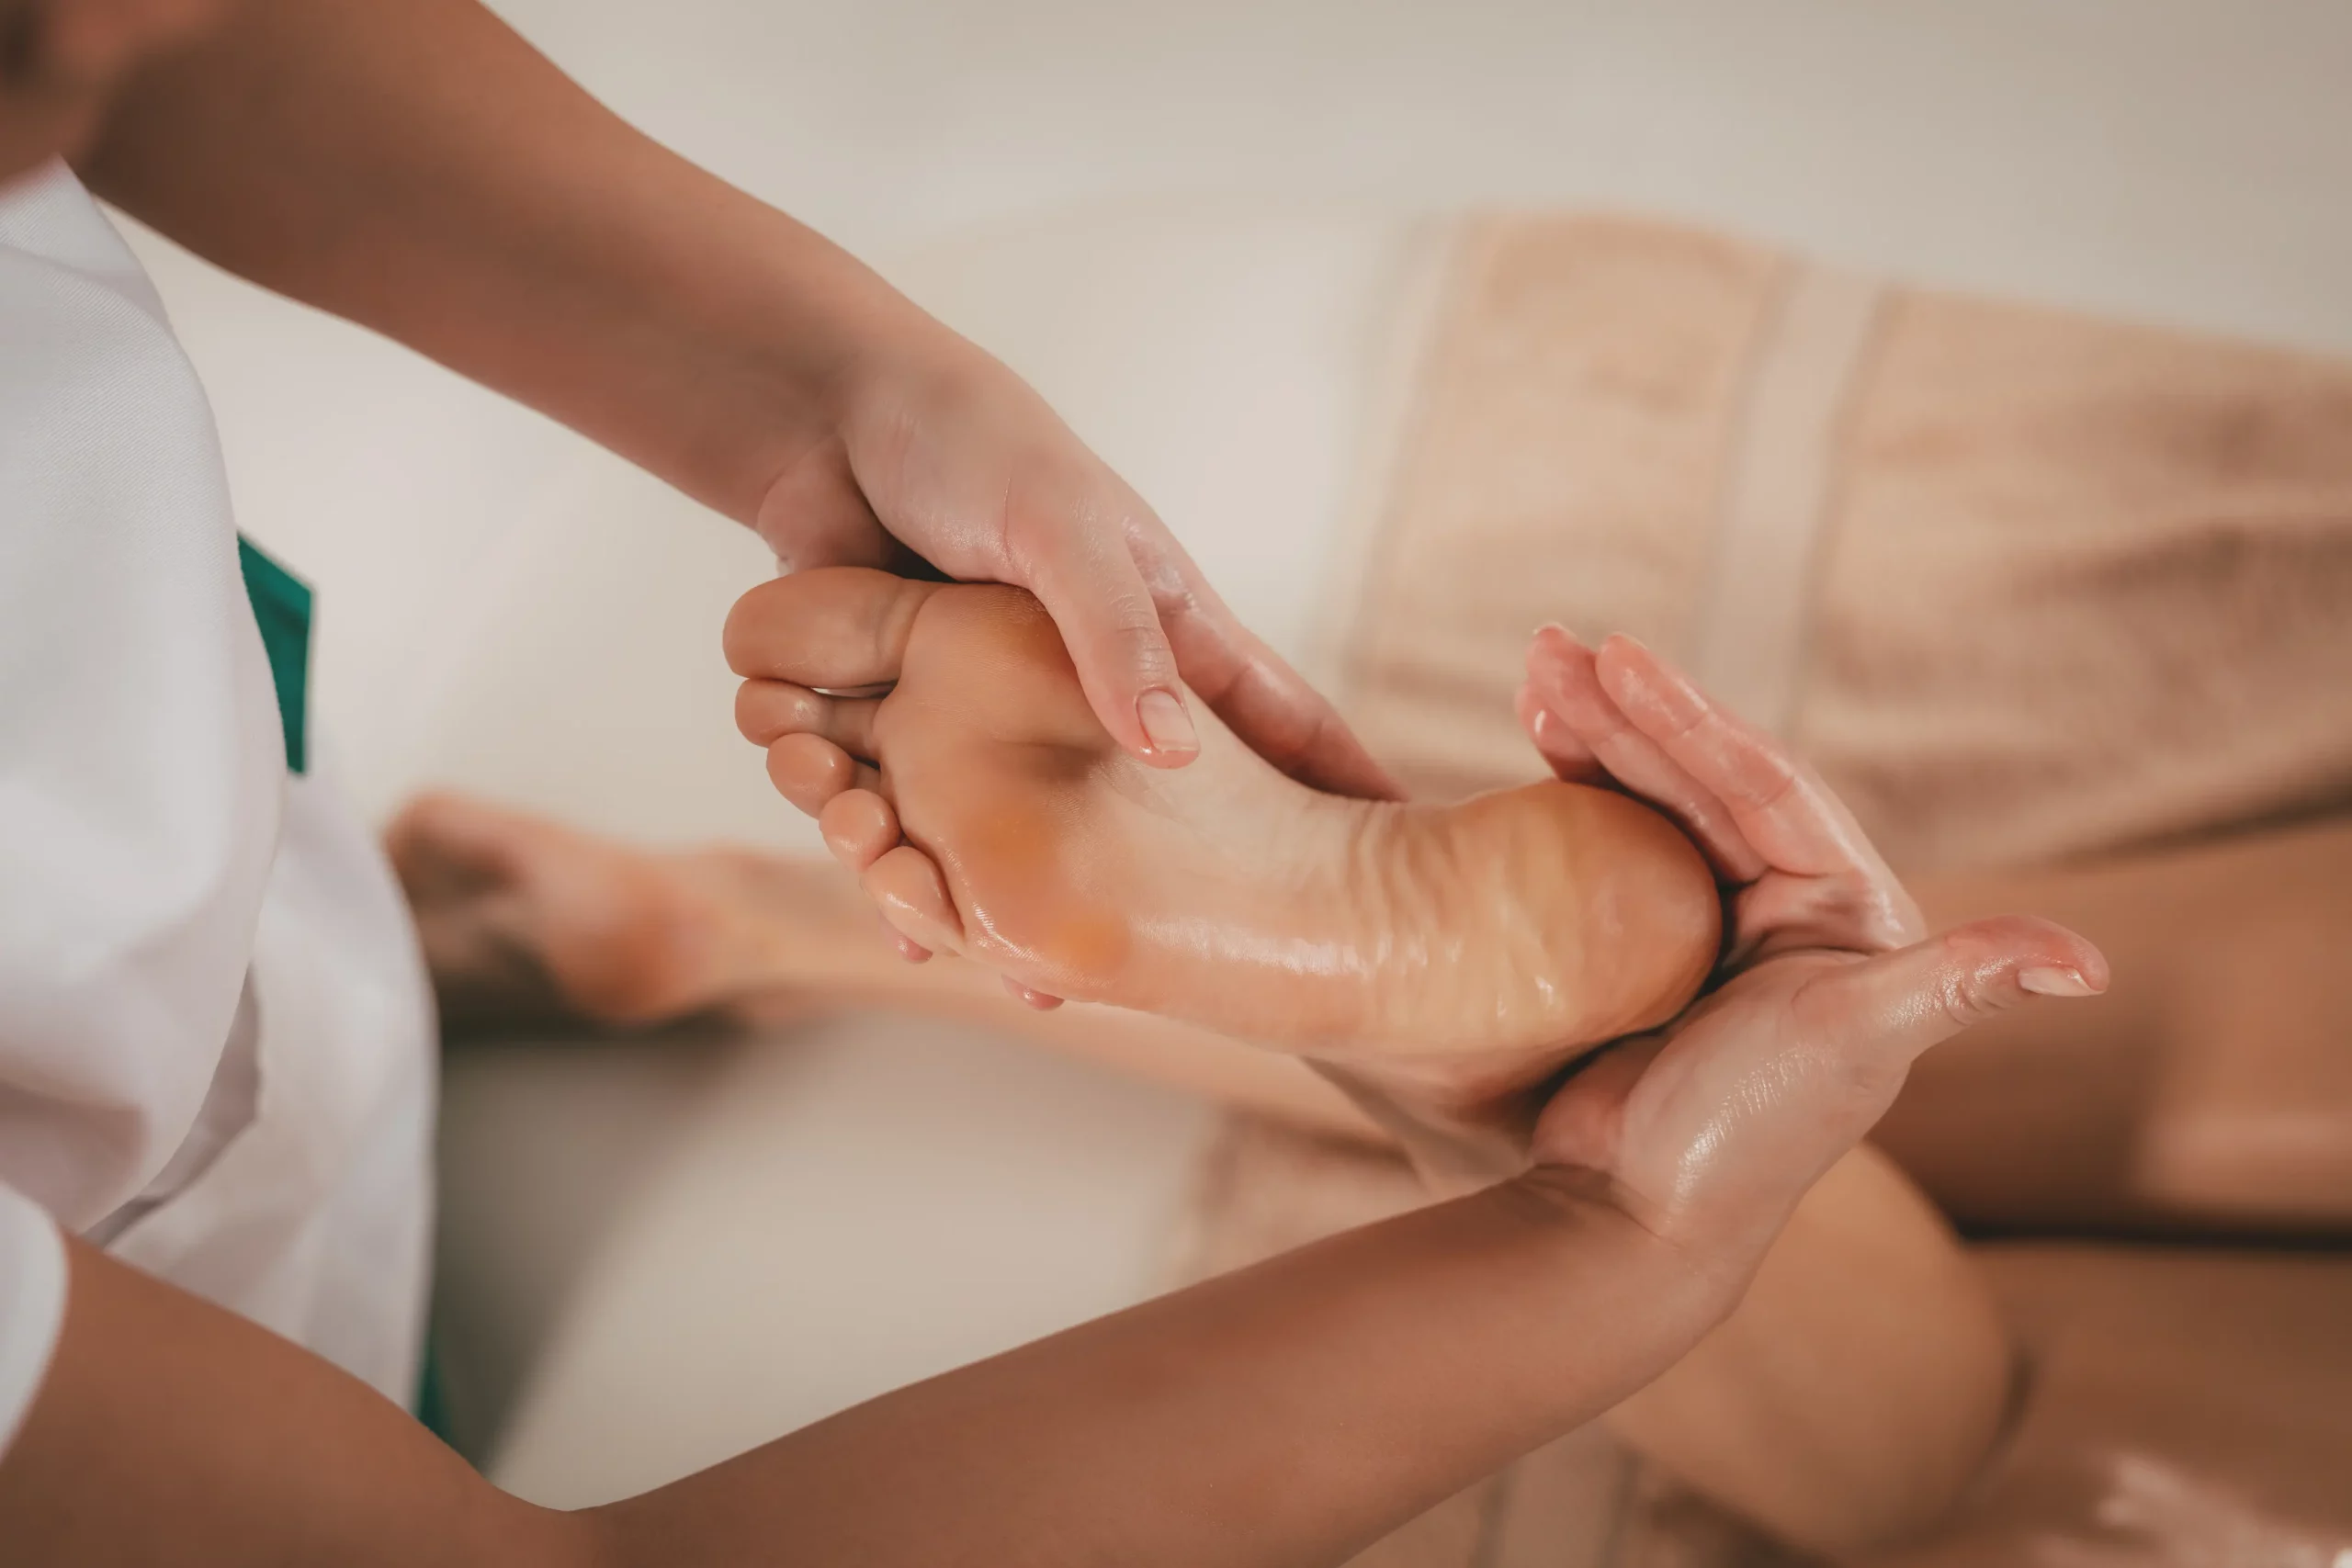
[737, 680, 882, 759]
[818, 788, 901, 872]
[725, 566, 944, 691]
[766, 734, 880, 815]
[735, 680, 826, 744]
[864, 843, 966, 956]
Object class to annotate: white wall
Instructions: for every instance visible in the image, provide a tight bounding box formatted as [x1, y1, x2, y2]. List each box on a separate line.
[508, 0, 2352, 348]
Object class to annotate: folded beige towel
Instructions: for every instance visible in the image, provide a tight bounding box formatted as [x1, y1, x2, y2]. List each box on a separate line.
[1327, 211, 2352, 874]
[1172, 210, 2352, 1563]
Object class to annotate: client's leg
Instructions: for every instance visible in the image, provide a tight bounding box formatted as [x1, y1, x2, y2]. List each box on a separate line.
[390, 790, 1383, 1140]
[390, 793, 844, 1030]
[724, 568, 1723, 1112]
[1609, 1143, 2010, 1557]
[1881, 817, 2352, 1236]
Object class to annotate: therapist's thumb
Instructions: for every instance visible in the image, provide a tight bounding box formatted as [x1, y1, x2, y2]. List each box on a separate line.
[1794, 915, 2109, 1096]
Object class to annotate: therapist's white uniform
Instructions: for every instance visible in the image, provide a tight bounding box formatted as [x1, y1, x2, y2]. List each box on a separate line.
[0, 162, 438, 1456]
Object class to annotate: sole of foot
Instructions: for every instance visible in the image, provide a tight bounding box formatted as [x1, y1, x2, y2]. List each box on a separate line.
[729, 570, 1723, 1101]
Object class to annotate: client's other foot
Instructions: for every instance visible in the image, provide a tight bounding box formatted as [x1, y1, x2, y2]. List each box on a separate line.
[728, 569, 1722, 1103]
[388, 793, 861, 1031]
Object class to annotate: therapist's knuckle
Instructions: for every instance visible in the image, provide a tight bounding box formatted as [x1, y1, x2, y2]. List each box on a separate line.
[1110, 604, 1176, 682]
[1923, 931, 2007, 1030]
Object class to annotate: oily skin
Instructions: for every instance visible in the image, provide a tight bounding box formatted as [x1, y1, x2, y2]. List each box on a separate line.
[725, 569, 1724, 1128]
[390, 787, 1419, 1144]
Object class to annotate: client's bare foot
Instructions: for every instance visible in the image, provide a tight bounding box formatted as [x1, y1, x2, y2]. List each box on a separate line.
[727, 569, 1721, 1102]
[387, 793, 862, 1031]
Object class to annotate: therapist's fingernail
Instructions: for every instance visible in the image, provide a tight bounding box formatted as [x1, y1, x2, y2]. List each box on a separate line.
[2018, 965, 2097, 998]
[1137, 689, 1199, 757]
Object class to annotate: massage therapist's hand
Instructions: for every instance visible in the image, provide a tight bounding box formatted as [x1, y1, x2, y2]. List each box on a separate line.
[757, 310, 1398, 800]
[1516, 628, 2108, 1266]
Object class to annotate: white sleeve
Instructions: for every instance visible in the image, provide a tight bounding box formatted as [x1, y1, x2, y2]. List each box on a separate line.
[0, 164, 285, 1233]
[0, 1183, 67, 1462]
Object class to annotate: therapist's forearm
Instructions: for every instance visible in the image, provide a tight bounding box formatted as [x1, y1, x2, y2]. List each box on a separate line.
[5, 1175, 1723, 1567]
[595, 1169, 1721, 1564]
[78, 0, 903, 527]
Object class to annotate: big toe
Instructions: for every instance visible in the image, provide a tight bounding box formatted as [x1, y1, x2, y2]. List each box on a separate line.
[725, 567, 946, 692]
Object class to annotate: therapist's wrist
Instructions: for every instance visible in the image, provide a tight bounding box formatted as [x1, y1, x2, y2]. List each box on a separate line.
[822, 291, 1012, 448]
[769, 243, 940, 423]
[726, 237, 1006, 514]
[649, 203, 937, 528]
[1490, 1162, 1745, 1377]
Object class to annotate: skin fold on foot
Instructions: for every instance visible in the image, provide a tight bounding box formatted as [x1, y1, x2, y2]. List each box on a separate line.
[723, 568, 1723, 1108]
